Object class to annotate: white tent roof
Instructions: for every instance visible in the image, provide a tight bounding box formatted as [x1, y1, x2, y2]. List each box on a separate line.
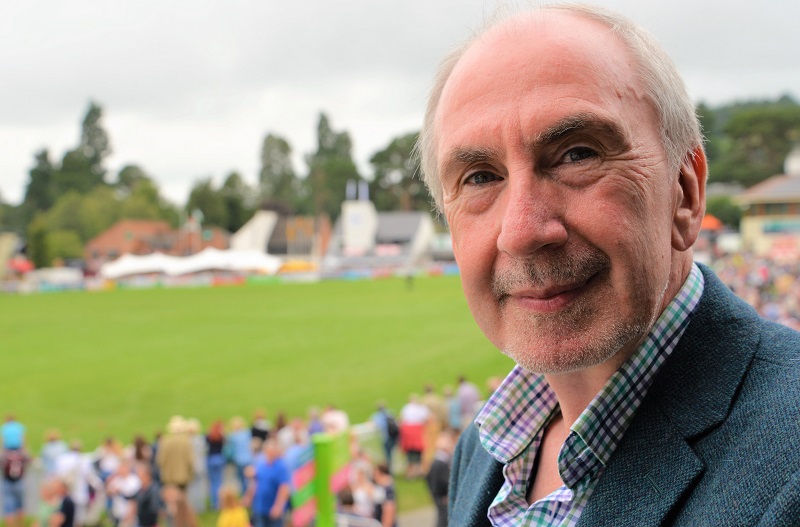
[100, 249, 281, 279]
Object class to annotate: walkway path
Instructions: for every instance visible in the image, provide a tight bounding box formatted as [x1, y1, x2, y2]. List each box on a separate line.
[399, 505, 436, 527]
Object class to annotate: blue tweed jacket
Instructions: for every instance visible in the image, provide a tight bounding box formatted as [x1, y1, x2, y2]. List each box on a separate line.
[449, 265, 800, 526]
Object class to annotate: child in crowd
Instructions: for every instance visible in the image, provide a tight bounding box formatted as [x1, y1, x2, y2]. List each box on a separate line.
[216, 485, 250, 527]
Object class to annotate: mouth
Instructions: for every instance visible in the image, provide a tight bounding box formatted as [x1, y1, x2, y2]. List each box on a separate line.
[499, 270, 601, 314]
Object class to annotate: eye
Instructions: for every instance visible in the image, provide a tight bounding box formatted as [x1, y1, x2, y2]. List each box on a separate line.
[464, 171, 502, 186]
[562, 146, 597, 164]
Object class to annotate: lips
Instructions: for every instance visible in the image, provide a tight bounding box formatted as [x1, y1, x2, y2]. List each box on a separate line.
[491, 248, 610, 311]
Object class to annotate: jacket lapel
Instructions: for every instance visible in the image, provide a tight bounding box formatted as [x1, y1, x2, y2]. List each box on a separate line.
[578, 265, 760, 526]
[576, 393, 704, 526]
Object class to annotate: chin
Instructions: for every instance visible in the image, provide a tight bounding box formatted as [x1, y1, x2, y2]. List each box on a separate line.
[499, 317, 650, 375]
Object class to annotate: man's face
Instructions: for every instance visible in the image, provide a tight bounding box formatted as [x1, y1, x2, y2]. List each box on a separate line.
[437, 13, 686, 374]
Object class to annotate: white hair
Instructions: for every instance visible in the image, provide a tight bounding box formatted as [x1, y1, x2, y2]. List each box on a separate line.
[417, 3, 704, 212]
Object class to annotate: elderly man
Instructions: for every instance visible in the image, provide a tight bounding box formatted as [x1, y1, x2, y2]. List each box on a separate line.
[418, 4, 800, 526]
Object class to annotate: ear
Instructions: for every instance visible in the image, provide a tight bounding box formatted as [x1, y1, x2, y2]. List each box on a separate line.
[671, 146, 707, 251]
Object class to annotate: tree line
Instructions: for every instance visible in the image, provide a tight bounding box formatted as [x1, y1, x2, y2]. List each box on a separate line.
[0, 102, 428, 268]
[0, 95, 798, 268]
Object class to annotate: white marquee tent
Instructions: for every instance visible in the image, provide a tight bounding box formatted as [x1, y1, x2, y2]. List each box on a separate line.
[100, 248, 281, 279]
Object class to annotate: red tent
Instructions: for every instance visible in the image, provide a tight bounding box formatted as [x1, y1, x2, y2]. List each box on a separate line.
[701, 214, 723, 231]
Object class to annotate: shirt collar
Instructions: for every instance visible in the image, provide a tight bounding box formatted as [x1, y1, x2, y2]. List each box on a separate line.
[476, 263, 705, 480]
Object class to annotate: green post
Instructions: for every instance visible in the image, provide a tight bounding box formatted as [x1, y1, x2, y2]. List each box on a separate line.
[312, 431, 351, 527]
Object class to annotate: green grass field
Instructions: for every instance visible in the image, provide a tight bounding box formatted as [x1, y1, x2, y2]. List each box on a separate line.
[1, 275, 513, 452]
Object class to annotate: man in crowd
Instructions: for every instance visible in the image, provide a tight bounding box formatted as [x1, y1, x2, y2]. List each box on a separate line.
[251, 439, 290, 527]
[1, 446, 29, 527]
[156, 416, 195, 527]
[1, 415, 25, 451]
[418, 4, 800, 525]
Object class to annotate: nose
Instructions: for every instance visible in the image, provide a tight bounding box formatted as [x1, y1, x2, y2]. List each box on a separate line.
[496, 175, 568, 258]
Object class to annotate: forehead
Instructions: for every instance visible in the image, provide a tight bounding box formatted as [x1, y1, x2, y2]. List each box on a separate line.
[435, 11, 647, 163]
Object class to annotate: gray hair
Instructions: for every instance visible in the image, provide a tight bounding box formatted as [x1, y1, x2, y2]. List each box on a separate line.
[417, 3, 704, 212]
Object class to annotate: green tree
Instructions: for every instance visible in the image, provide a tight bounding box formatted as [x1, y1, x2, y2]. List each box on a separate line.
[706, 195, 743, 229]
[710, 99, 800, 186]
[27, 215, 51, 268]
[114, 165, 179, 226]
[54, 102, 112, 195]
[369, 131, 428, 211]
[116, 164, 151, 197]
[47, 230, 84, 261]
[21, 149, 57, 225]
[186, 178, 228, 229]
[259, 134, 297, 206]
[305, 113, 360, 219]
[79, 186, 122, 240]
[79, 101, 111, 182]
[221, 172, 254, 232]
[45, 191, 85, 238]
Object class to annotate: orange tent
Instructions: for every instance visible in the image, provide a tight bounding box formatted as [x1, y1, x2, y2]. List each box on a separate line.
[701, 213, 723, 231]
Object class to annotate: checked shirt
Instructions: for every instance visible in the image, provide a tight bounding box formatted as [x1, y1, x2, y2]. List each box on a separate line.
[475, 263, 704, 526]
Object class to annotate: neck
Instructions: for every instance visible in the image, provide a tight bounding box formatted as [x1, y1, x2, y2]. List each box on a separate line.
[544, 359, 625, 426]
[547, 254, 694, 427]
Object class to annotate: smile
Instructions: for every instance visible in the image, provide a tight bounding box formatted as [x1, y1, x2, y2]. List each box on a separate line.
[506, 273, 597, 314]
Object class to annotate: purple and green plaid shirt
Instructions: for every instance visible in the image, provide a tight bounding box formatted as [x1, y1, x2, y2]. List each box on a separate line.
[476, 263, 704, 526]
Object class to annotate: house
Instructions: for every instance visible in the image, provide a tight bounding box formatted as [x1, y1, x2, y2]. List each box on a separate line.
[85, 219, 229, 274]
[322, 199, 436, 274]
[737, 145, 800, 258]
[230, 207, 331, 263]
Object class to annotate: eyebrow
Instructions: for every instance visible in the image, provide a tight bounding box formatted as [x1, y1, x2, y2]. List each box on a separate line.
[441, 146, 503, 181]
[439, 113, 630, 179]
[530, 113, 629, 152]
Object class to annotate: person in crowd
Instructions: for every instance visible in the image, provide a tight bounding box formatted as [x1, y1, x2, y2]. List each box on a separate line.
[441, 387, 461, 434]
[336, 487, 362, 521]
[185, 419, 208, 515]
[156, 416, 195, 527]
[372, 464, 397, 527]
[306, 407, 324, 436]
[205, 420, 227, 510]
[1, 446, 29, 527]
[371, 402, 399, 471]
[95, 436, 123, 521]
[454, 377, 480, 432]
[54, 440, 102, 527]
[41, 430, 68, 476]
[128, 435, 153, 465]
[95, 437, 123, 483]
[398, 394, 428, 479]
[226, 417, 253, 494]
[417, 3, 800, 524]
[273, 413, 288, 439]
[425, 434, 454, 527]
[251, 439, 290, 527]
[1, 415, 25, 450]
[216, 485, 250, 527]
[320, 405, 349, 435]
[250, 410, 271, 447]
[420, 385, 447, 472]
[51, 477, 76, 527]
[350, 466, 382, 519]
[150, 432, 162, 485]
[106, 459, 141, 527]
[135, 463, 161, 527]
[277, 418, 308, 454]
[32, 478, 60, 527]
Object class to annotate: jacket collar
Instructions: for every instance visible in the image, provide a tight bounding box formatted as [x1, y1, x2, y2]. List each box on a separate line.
[577, 264, 760, 526]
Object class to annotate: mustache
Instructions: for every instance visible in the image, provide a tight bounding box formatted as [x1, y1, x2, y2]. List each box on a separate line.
[492, 248, 610, 302]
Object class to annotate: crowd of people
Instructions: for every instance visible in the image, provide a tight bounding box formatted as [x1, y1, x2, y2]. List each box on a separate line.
[1, 374, 495, 527]
[711, 253, 800, 330]
[3, 253, 796, 527]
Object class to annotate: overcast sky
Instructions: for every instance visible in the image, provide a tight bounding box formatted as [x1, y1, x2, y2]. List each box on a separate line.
[2, 0, 798, 206]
